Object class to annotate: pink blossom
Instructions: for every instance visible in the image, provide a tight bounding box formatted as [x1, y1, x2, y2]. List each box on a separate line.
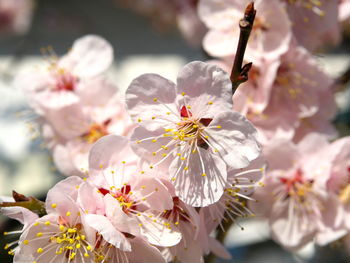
[326, 137, 350, 232]
[199, 0, 292, 63]
[339, 0, 350, 22]
[87, 134, 182, 247]
[126, 61, 261, 207]
[250, 134, 343, 250]
[17, 35, 114, 112]
[46, 95, 134, 176]
[283, 0, 341, 51]
[13, 177, 100, 262]
[239, 45, 333, 143]
[0, 0, 34, 35]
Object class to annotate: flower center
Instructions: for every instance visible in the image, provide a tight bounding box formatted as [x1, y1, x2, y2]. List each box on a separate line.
[99, 185, 136, 214]
[280, 169, 314, 203]
[81, 120, 110, 144]
[162, 197, 190, 225]
[54, 68, 78, 92]
[164, 106, 212, 148]
[28, 219, 95, 261]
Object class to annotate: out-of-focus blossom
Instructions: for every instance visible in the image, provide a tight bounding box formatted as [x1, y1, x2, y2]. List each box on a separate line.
[250, 134, 344, 250]
[199, 0, 292, 64]
[326, 137, 350, 231]
[17, 35, 114, 111]
[0, 0, 34, 35]
[282, 0, 341, 51]
[126, 61, 261, 207]
[339, 0, 350, 22]
[211, 45, 335, 144]
[48, 95, 134, 176]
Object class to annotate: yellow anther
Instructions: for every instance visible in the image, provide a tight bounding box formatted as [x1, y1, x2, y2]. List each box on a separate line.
[99, 164, 103, 169]
[139, 223, 143, 227]
[175, 221, 179, 225]
[162, 153, 167, 157]
[23, 240, 29, 245]
[153, 98, 158, 102]
[76, 243, 81, 248]
[44, 221, 51, 226]
[149, 165, 154, 169]
[184, 167, 189, 171]
[81, 235, 85, 240]
[51, 203, 57, 208]
[201, 173, 207, 177]
[171, 177, 176, 181]
[208, 101, 213, 105]
[33, 222, 39, 226]
[59, 225, 65, 231]
[75, 185, 80, 189]
[87, 245, 92, 251]
[181, 92, 186, 96]
[151, 116, 156, 120]
[66, 211, 71, 216]
[166, 112, 171, 115]
[69, 252, 76, 260]
[136, 140, 141, 144]
[137, 118, 142, 123]
[68, 228, 76, 233]
[140, 171, 145, 174]
[152, 139, 157, 143]
[152, 152, 156, 156]
[36, 232, 43, 237]
[84, 253, 90, 257]
[122, 161, 126, 164]
[216, 125, 222, 129]
[37, 248, 44, 254]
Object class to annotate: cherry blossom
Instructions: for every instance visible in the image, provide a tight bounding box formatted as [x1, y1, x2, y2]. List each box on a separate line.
[250, 134, 343, 250]
[45, 95, 134, 176]
[17, 35, 114, 112]
[87, 134, 182, 247]
[0, 0, 34, 35]
[199, 0, 292, 63]
[282, 0, 341, 51]
[339, 0, 350, 22]
[126, 61, 261, 207]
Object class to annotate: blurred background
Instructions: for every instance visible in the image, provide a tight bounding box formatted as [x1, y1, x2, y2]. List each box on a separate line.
[0, 0, 350, 262]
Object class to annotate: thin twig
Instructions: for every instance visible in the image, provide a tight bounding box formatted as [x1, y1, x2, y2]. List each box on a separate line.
[230, 2, 256, 94]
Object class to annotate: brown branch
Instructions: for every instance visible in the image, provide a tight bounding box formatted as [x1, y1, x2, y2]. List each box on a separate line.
[0, 191, 46, 217]
[230, 2, 256, 94]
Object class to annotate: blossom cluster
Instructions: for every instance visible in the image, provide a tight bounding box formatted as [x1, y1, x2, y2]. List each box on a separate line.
[2, 34, 265, 262]
[1, 0, 350, 262]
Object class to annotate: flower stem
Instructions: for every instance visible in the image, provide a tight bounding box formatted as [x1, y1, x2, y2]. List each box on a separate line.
[230, 2, 256, 94]
[0, 191, 46, 217]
